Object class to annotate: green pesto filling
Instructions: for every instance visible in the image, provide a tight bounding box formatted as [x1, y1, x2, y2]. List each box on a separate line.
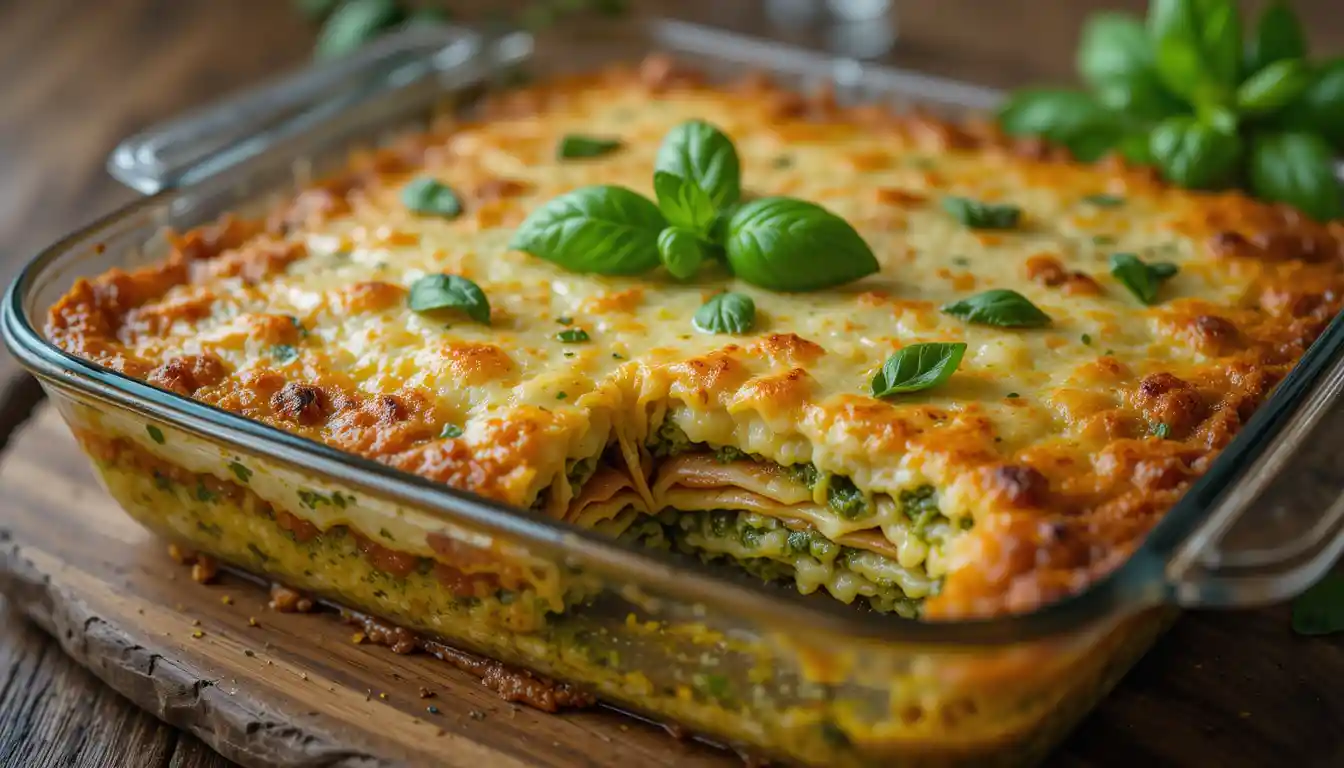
[567, 454, 600, 488]
[649, 419, 872, 520]
[648, 510, 933, 618]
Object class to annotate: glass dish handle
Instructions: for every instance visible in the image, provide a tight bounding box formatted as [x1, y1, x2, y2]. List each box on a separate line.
[1165, 334, 1344, 607]
[105, 24, 529, 195]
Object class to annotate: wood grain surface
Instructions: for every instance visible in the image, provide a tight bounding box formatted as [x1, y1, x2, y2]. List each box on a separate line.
[1, 1, 1343, 767]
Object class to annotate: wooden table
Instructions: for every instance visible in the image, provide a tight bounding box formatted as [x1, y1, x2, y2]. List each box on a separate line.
[1, 1, 1342, 766]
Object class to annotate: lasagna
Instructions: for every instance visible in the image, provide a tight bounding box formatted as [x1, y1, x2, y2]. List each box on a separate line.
[48, 56, 1344, 625]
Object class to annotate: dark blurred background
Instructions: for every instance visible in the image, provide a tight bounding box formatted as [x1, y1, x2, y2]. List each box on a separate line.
[0, 1, 1341, 766]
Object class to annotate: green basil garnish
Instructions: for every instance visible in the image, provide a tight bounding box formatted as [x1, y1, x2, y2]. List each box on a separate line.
[723, 198, 878, 292]
[558, 134, 623, 160]
[1148, 115, 1242, 189]
[514, 122, 877, 293]
[440, 423, 464, 439]
[654, 120, 741, 209]
[1279, 60, 1344, 150]
[314, 0, 405, 60]
[653, 170, 717, 236]
[1249, 131, 1342, 223]
[871, 343, 967, 398]
[1148, 0, 1242, 107]
[942, 197, 1022, 230]
[407, 274, 491, 324]
[1150, 422, 1172, 439]
[1245, 1, 1306, 75]
[1292, 572, 1344, 636]
[693, 292, 756, 335]
[510, 185, 666, 275]
[401, 176, 463, 218]
[270, 344, 299, 363]
[657, 227, 705, 281]
[1236, 58, 1310, 114]
[1109, 253, 1179, 305]
[146, 425, 166, 445]
[557, 328, 591, 343]
[1082, 193, 1126, 207]
[941, 289, 1052, 328]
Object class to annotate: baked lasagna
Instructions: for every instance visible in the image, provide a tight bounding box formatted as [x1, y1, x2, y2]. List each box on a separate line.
[48, 56, 1344, 627]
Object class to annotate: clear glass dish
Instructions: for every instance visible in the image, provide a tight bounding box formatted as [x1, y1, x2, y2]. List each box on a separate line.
[6, 20, 1344, 768]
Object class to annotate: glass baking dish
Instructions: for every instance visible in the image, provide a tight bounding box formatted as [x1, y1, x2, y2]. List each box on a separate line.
[6, 19, 1344, 768]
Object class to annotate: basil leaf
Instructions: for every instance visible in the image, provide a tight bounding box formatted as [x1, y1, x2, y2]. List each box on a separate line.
[1148, 115, 1242, 189]
[1249, 131, 1343, 223]
[997, 89, 1126, 159]
[1109, 252, 1179, 305]
[556, 328, 590, 343]
[439, 423, 464, 439]
[1245, 0, 1306, 75]
[1083, 194, 1126, 207]
[1236, 59, 1311, 115]
[401, 177, 462, 218]
[871, 343, 967, 397]
[1078, 13, 1153, 88]
[942, 197, 1022, 230]
[270, 344, 299, 364]
[1147, 0, 1242, 106]
[1278, 59, 1344, 150]
[655, 120, 742, 209]
[510, 185, 666, 275]
[653, 171, 717, 236]
[408, 274, 491, 324]
[693, 292, 756, 335]
[558, 134, 623, 160]
[723, 198, 878, 292]
[941, 289, 1052, 328]
[657, 227, 706, 280]
[1292, 572, 1344, 636]
[315, 0, 404, 59]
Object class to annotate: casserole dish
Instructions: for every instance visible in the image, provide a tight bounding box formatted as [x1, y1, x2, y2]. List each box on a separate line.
[6, 20, 1344, 767]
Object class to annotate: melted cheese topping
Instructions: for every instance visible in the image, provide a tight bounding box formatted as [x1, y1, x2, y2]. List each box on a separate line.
[48, 61, 1344, 619]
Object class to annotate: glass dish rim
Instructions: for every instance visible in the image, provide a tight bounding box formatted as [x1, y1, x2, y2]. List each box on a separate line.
[5, 20, 1344, 646]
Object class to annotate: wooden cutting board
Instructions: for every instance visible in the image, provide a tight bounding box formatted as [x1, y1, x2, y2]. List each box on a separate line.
[3, 403, 1344, 768]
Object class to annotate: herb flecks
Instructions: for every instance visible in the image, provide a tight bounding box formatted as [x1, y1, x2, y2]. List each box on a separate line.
[942, 197, 1022, 230]
[557, 328, 591, 343]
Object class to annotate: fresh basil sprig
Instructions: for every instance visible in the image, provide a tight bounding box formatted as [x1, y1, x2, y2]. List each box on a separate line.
[1109, 253, 1179, 305]
[512, 120, 878, 292]
[693, 292, 756, 335]
[941, 289, 1051, 328]
[871, 343, 967, 398]
[408, 274, 491, 324]
[998, 0, 1343, 221]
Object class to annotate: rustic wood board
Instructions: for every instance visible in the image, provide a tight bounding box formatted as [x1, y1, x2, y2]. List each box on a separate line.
[5, 404, 1344, 768]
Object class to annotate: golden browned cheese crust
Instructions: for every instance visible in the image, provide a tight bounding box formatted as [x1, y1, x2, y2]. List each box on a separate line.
[47, 57, 1344, 620]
